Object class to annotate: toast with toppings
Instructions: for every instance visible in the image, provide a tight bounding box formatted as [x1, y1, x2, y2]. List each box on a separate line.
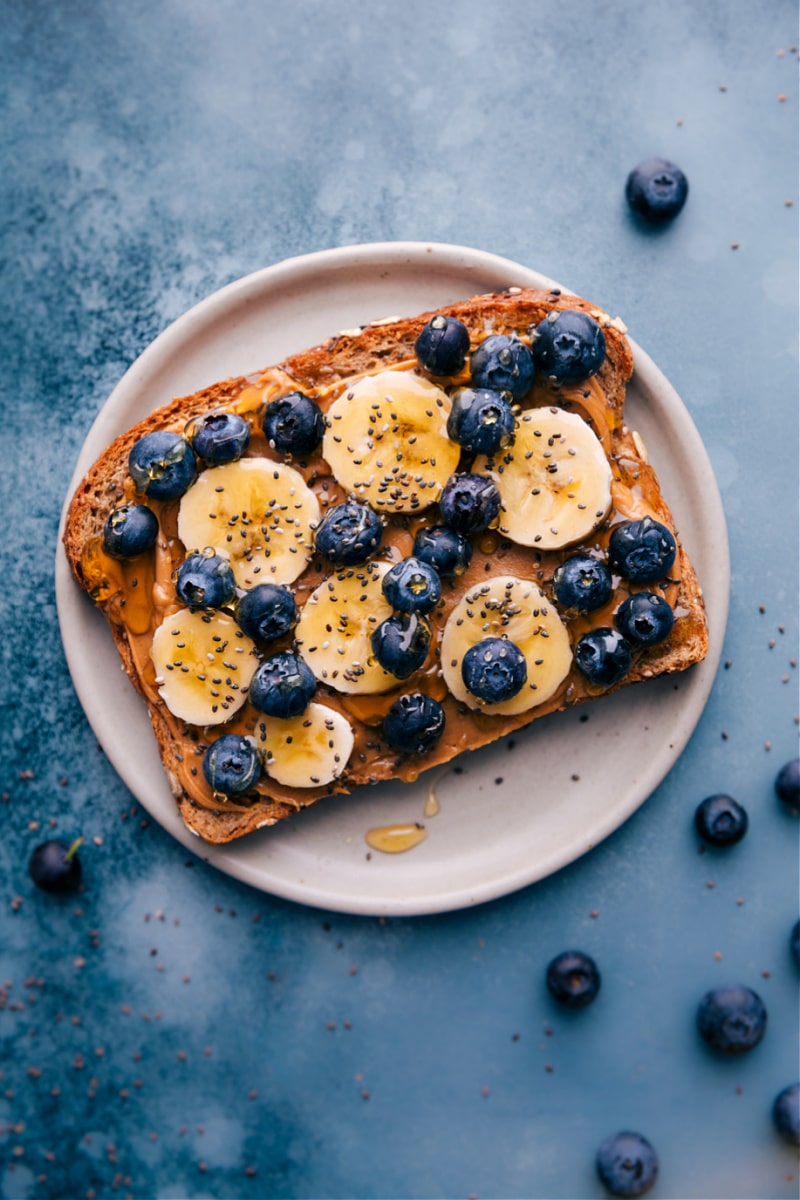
[63, 287, 709, 844]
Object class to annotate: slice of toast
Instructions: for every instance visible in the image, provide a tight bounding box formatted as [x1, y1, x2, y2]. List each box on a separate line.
[63, 287, 708, 844]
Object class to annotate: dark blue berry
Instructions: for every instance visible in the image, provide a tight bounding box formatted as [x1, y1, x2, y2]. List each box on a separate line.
[203, 734, 261, 796]
[694, 794, 749, 846]
[446, 387, 515, 454]
[775, 759, 800, 814]
[608, 517, 677, 583]
[696, 985, 767, 1055]
[462, 637, 527, 703]
[187, 410, 250, 465]
[575, 628, 632, 688]
[315, 500, 383, 565]
[412, 525, 473, 577]
[382, 692, 446, 755]
[470, 334, 535, 400]
[439, 473, 500, 534]
[382, 557, 442, 615]
[415, 314, 470, 376]
[552, 554, 612, 613]
[626, 157, 688, 222]
[773, 1083, 800, 1146]
[529, 309, 606, 385]
[249, 652, 316, 719]
[615, 591, 674, 646]
[236, 584, 297, 644]
[371, 613, 431, 679]
[128, 431, 197, 500]
[595, 1131, 658, 1198]
[175, 552, 236, 610]
[791, 919, 800, 968]
[546, 950, 601, 1008]
[263, 392, 324, 456]
[29, 838, 83, 894]
[102, 504, 159, 559]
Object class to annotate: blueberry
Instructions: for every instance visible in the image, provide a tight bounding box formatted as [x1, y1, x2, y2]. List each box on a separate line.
[552, 554, 613, 613]
[315, 500, 383, 565]
[626, 157, 689, 222]
[249, 652, 316, 719]
[469, 334, 535, 400]
[382, 692, 446, 755]
[792, 919, 800, 968]
[608, 517, 677, 583]
[263, 391, 324, 456]
[412, 525, 473, 577]
[595, 1131, 659, 1198]
[371, 613, 431, 679]
[446, 387, 515, 455]
[382, 557, 442, 615]
[772, 1083, 800, 1146]
[187, 410, 250, 465]
[415, 314, 470, 376]
[29, 838, 83, 894]
[529, 309, 606, 385]
[175, 551, 237, 610]
[236, 584, 297, 644]
[615, 591, 674, 646]
[462, 637, 527, 703]
[102, 504, 159, 559]
[203, 733, 261, 796]
[546, 950, 601, 1008]
[439, 473, 501, 534]
[775, 759, 800, 814]
[575, 628, 632, 688]
[694, 794, 749, 846]
[128, 431, 197, 500]
[696, 984, 767, 1055]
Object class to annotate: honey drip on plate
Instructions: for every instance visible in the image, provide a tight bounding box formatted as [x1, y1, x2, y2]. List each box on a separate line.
[364, 823, 427, 854]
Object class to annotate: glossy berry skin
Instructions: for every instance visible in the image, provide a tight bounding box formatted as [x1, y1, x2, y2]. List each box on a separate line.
[552, 554, 612, 613]
[791, 919, 800, 968]
[529, 309, 606, 385]
[625, 157, 688, 222]
[249, 652, 316, 719]
[236, 584, 297, 644]
[412, 525, 473, 577]
[462, 637, 527, 703]
[575, 628, 632, 688]
[415, 314, 470, 376]
[29, 839, 83, 894]
[694, 794, 749, 846]
[187, 410, 250, 465]
[263, 391, 324, 456]
[775, 759, 800, 813]
[608, 517, 677, 583]
[595, 1131, 659, 1198]
[102, 504, 159, 559]
[128, 431, 197, 500]
[469, 334, 535, 401]
[315, 500, 383, 565]
[546, 950, 601, 1008]
[696, 985, 767, 1055]
[175, 552, 237, 610]
[772, 1083, 800, 1146]
[615, 591, 674, 646]
[446, 387, 515, 455]
[371, 613, 431, 679]
[382, 557, 442, 615]
[203, 734, 261, 796]
[382, 692, 446, 755]
[439, 473, 501, 534]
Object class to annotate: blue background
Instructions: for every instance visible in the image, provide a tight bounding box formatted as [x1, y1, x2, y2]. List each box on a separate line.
[1, 2, 798, 1198]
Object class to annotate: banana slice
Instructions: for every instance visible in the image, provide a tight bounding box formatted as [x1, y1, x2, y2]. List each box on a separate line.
[254, 702, 354, 788]
[151, 607, 258, 726]
[440, 575, 572, 715]
[294, 561, 397, 695]
[177, 459, 320, 587]
[475, 407, 612, 550]
[322, 370, 461, 512]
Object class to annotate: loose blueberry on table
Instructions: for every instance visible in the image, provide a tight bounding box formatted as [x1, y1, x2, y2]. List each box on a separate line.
[381, 557, 442, 615]
[128, 431, 197, 500]
[371, 613, 432, 679]
[608, 516, 677, 583]
[772, 1082, 800, 1146]
[529, 309, 606, 385]
[694, 794, 749, 846]
[696, 984, 767, 1054]
[235, 583, 297, 644]
[546, 950, 602, 1007]
[552, 554, 613, 613]
[575, 628, 632, 688]
[615, 591, 674, 646]
[314, 500, 384, 565]
[102, 503, 159, 559]
[414, 313, 471, 376]
[249, 652, 317, 719]
[438, 472, 501, 534]
[29, 838, 84, 894]
[203, 733, 262, 796]
[462, 637, 527, 703]
[382, 692, 446, 755]
[446, 386, 515, 455]
[469, 334, 535, 400]
[775, 758, 800, 813]
[175, 551, 237, 610]
[625, 157, 689, 222]
[412, 525, 473, 577]
[263, 391, 324, 456]
[791, 919, 800, 968]
[595, 1131, 659, 1198]
[187, 410, 250, 465]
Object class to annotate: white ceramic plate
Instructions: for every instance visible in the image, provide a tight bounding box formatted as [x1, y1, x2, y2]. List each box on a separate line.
[55, 242, 729, 916]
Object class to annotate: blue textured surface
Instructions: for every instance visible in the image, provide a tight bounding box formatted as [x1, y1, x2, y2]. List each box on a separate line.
[1, 2, 798, 1198]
